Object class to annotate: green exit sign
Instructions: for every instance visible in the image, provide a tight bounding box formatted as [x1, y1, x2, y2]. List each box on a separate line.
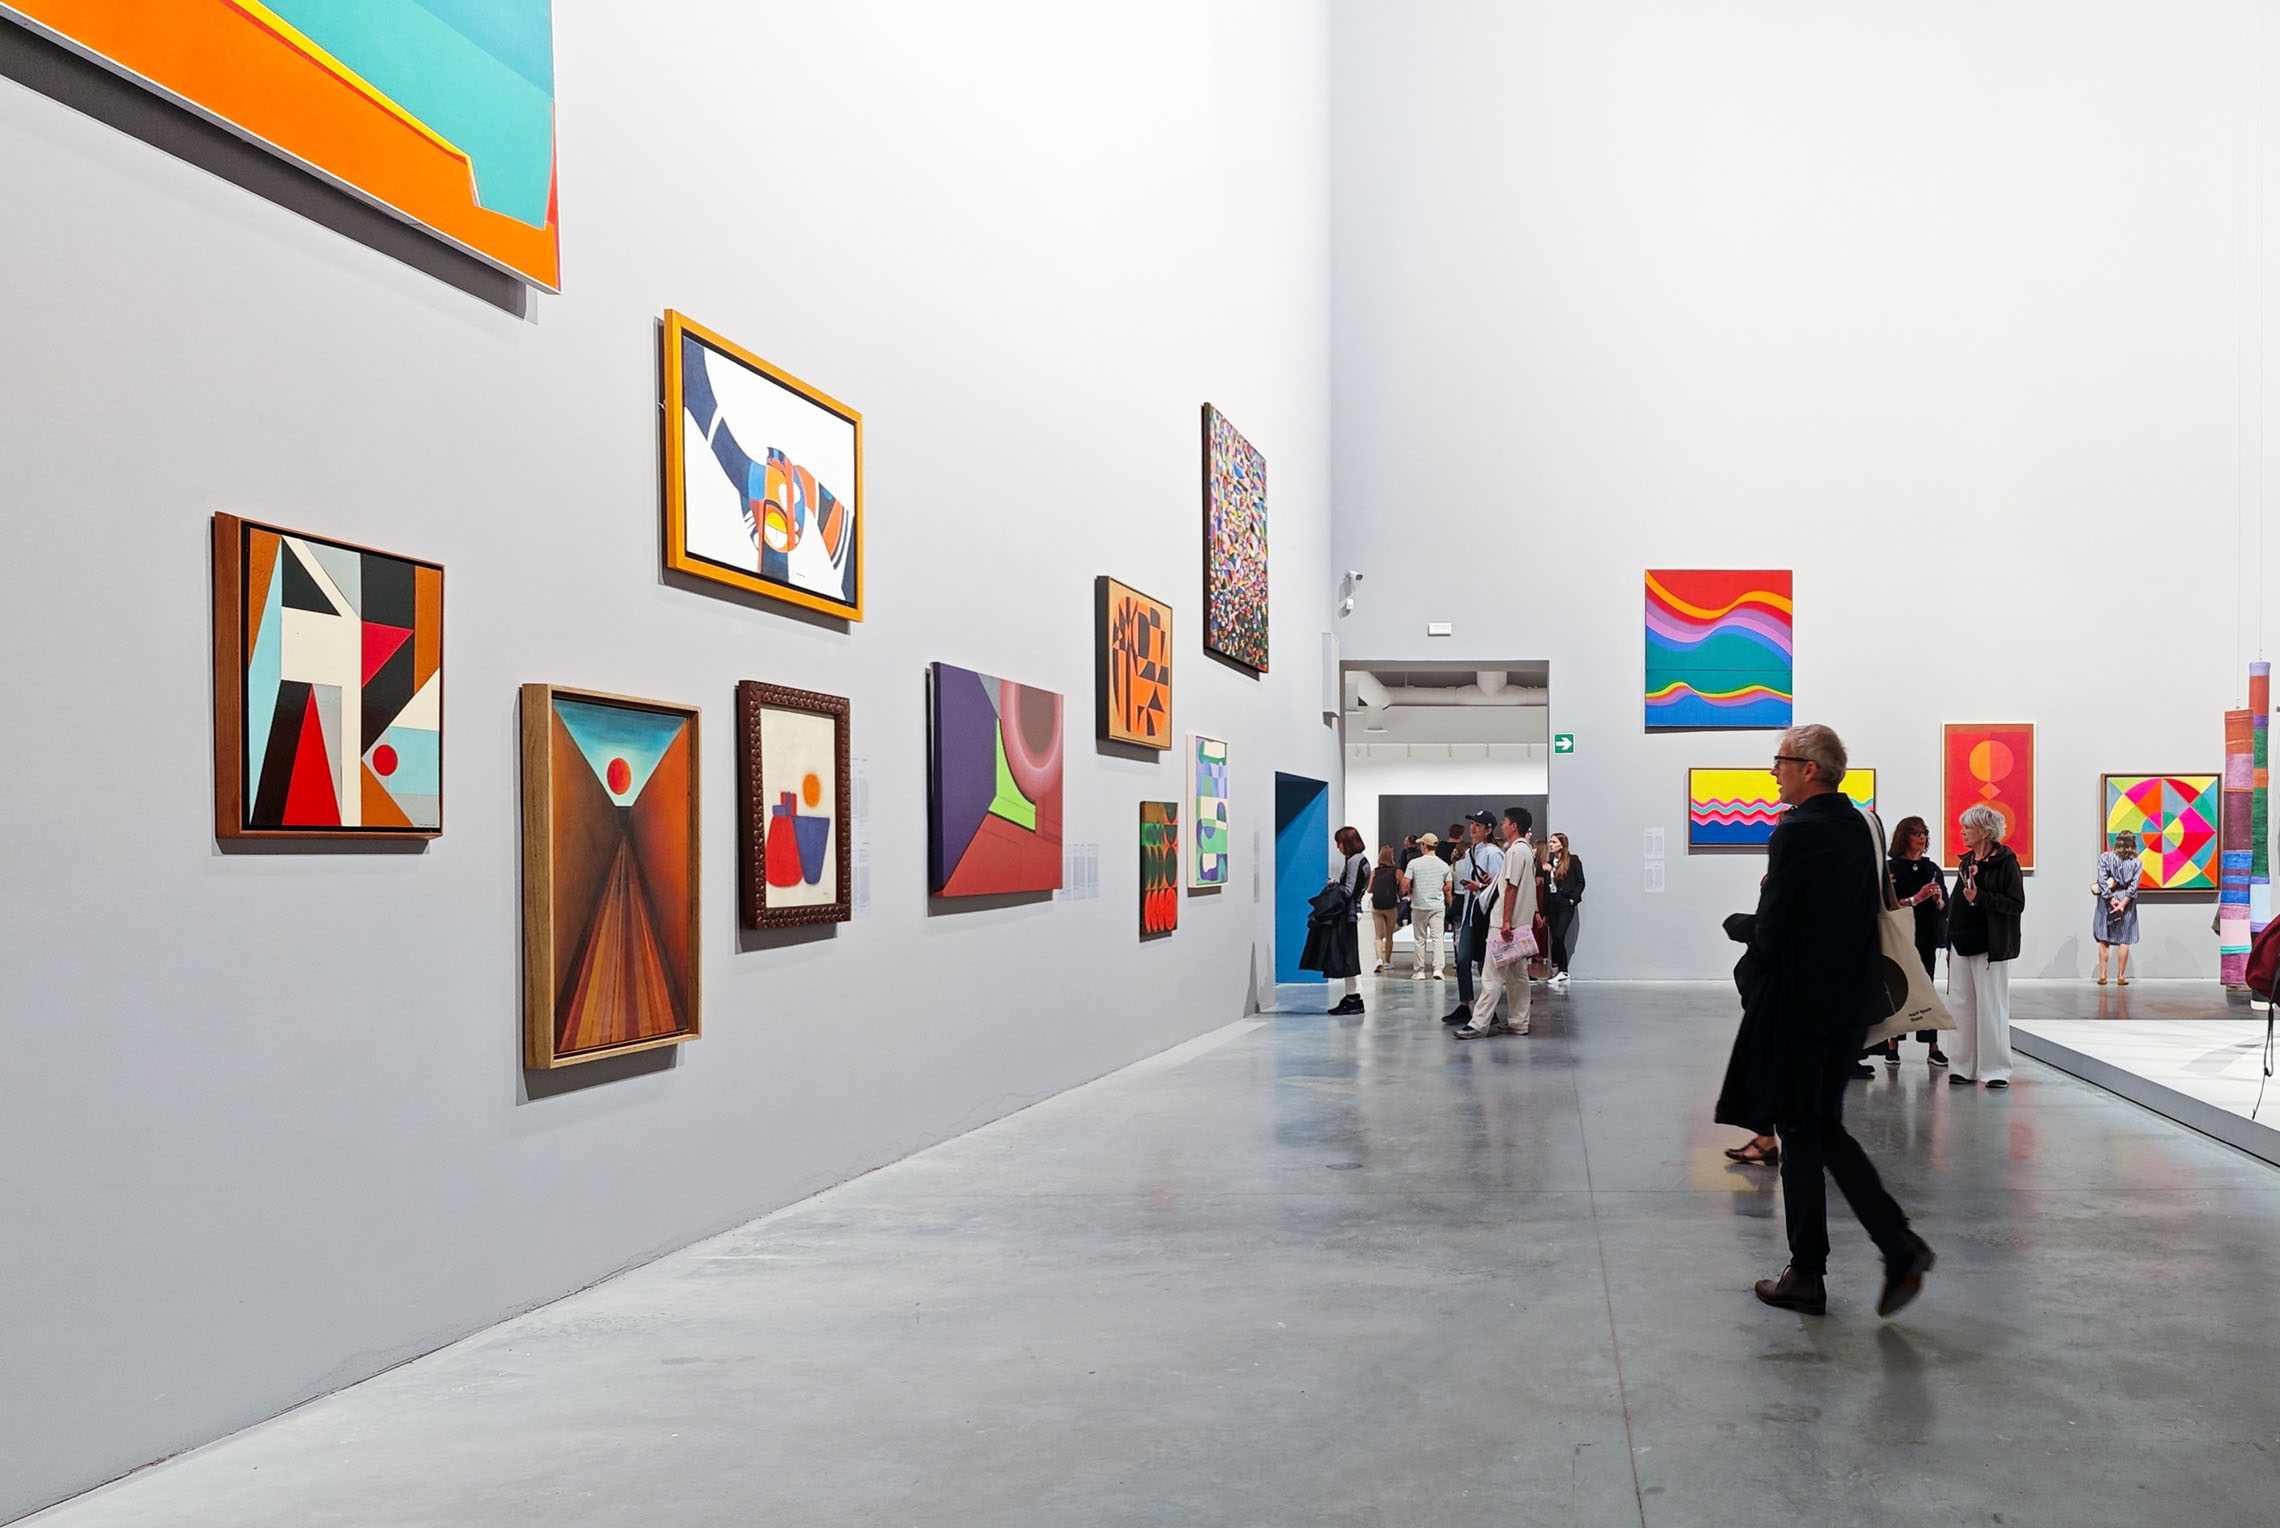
[1553, 733, 1576, 755]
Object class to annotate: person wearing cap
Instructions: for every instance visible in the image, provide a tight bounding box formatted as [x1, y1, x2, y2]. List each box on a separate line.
[1444, 811, 1505, 1025]
[1403, 832, 1451, 979]
[1457, 806, 1537, 1038]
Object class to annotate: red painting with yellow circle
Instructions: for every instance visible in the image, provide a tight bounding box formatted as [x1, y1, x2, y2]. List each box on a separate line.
[1943, 723, 2035, 870]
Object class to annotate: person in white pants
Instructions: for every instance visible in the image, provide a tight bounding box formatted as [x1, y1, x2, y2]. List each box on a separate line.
[1946, 804, 2026, 1088]
[1458, 807, 1537, 1038]
[1404, 836, 1451, 978]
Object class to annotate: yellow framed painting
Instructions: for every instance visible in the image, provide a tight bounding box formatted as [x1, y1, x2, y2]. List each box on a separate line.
[662, 310, 863, 621]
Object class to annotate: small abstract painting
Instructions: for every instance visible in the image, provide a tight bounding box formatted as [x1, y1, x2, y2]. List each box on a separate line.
[1097, 577, 1173, 747]
[1191, 733, 1230, 887]
[521, 685, 699, 1068]
[1943, 723, 2035, 870]
[4, 0, 562, 287]
[1203, 403, 1268, 673]
[1645, 570, 1793, 729]
[2103, 774, 2220, 891]
[664, 311, 861, 620]
[1688, 767, 1875, 848]
[738, 682, 851, 928]
[929, 663, 1063, 896]
[1141, 801, 1179, 934]
[211, 514, 442, 840]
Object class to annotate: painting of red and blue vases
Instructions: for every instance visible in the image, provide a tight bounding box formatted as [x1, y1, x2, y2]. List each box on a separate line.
[737, 681, 851, 928]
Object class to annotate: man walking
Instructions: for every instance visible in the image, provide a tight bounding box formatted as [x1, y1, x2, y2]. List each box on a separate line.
[1443, 812, 1504, 1026]
[1718, 724, 1936, 1317]
[1405, 833, 1451, 979]
[1457, 806, 1537, 1039]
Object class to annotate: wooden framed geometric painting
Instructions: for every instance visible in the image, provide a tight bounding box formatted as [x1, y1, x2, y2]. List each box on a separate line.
[2, 1, 562, 289]
[1141, 801, 1179, 935]
[211, 513, 442, 840]
[2102, 773, 2220, 891]
[662, 310, 862, 621]
[520, 685, 700, 1069]
[1202, 403, 1268, 673]
[1943, 723, 2035, 870]
[928, 662, 1063, 896]
[1096, 576, 1172, 747]
[737, 681, 851, 928]
[1190, 733, 1230, 888]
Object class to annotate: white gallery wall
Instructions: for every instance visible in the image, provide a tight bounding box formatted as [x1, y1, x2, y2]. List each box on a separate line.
[1331, 0, 2280, 980]
[0, 3, 1335, 1518]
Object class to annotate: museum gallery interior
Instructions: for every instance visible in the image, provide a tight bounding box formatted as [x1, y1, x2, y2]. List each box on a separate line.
[12, 3, 2280, 1524]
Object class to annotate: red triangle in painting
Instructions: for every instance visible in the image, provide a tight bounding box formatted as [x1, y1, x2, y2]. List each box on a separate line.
[362, 623, 414, 684]
[282, 689, 340, 825]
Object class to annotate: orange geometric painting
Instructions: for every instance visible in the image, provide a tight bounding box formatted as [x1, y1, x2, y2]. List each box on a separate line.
[1943, 723, 2035, 870]
[1098, 577, 1173, 748]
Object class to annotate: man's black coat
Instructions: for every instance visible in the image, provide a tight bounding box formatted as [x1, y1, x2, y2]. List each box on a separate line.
[1715, 791, 1883, 1129]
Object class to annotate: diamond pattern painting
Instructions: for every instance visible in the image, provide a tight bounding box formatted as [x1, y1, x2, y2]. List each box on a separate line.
[928, 663, 1063, 896]
[1190, 734, 1230, 887]
[1097, 576, 1172, 747]
[664, 311, 861, 620]
[212, 514, 442, 840]
[521, 685, 699, 1068]
[1203, 404, 1268, 673]
[2103, 774, 2220, 891]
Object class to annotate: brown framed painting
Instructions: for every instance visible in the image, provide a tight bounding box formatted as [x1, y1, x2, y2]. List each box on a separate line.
[520, 684, 701, 1069]
[662, 310, 863, 621]
[737, 681, 852, 928]
[1201, 402, 1267, 673]
[1095, 576, 1173, 748]
[211, 513, 443, 841]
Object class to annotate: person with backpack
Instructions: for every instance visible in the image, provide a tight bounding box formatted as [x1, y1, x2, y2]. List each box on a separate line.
[1442, 812, 1505, 1026]
[1368, 845, 1403, 972]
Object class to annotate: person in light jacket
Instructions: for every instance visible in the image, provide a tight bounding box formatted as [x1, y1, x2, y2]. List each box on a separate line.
[1456, 806, 1538, 1039]
[2093, 830, 2142, 986]
[1947, 804, 2026, 1088]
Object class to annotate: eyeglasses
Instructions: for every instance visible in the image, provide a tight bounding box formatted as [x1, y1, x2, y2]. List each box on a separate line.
[1769, 754, 1810, 773]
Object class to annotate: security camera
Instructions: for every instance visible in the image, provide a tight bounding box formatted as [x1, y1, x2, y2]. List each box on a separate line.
[1346, 569, 1366, 583]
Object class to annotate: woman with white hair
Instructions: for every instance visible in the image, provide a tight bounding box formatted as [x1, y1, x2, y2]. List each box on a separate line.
[1946, 804, 2026, 1088]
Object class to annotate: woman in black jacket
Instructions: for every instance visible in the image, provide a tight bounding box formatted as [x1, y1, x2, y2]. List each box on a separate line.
[1300, 826, 1373, 1015]
[1946, 805, 2025, 1088]
[1542, 833, 1585, 992]
[1880, 816, 1949, 1067]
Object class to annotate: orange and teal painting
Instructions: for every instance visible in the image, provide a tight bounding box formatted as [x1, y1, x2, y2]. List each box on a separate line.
[3, 0, 561, 287]
[1645, 570, 1793, 730]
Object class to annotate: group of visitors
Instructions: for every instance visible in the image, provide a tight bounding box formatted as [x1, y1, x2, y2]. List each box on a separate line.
[1307, 808, 1586, 1025]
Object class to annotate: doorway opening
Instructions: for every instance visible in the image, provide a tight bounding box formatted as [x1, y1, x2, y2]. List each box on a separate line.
[1274, 772, 1330, 983]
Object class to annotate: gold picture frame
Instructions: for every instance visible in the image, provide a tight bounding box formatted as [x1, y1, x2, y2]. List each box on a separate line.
[661, 310, 864, 621]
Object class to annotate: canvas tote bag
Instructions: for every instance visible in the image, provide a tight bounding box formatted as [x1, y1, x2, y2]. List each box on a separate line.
[1857, 807, 1955, 1045]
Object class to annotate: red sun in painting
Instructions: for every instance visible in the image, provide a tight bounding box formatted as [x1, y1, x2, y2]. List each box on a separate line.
[607, 757, 632, 795]
[372, 744, 399, 777]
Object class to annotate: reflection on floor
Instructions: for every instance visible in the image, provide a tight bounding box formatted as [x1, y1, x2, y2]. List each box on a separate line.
[2014, 1016, 2280, 1167]
[27, 978, 2280, 1527]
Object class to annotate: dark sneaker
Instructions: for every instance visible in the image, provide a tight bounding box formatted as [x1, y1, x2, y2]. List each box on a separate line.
[1947, 1073, 1975, 1086]
[1453, 1024, 1499, 1039]
[1927, 1048, 1949, 1067]
[1849, 1063, 1876, 1080]
[1877, 1233, 1937, 1317]
[1442, 1006, 1472, 1026]
[1754, 1265, 1828, 1314]
[1984, 1078, 2008, 1090]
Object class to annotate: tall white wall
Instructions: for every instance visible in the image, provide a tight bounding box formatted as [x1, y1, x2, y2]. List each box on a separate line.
[0, 3, 1335, 1517]
[1332, 0, 2280, 979]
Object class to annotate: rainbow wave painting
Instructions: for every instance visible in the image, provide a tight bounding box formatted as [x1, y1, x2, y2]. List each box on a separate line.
[1646, 570, 1793, 730]
[1688, 767, 1875, 848]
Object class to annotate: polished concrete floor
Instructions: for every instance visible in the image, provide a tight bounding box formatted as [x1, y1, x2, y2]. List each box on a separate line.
[30, 978, 2280, 1527]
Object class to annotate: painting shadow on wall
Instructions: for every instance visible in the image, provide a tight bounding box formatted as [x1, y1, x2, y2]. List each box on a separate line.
[521, 1044, 677, 1102]
[738, 923, 837, 953]
[660, 567, 852, 634]
[0, 24, 526, 314]
[927, 889, 1053, 918]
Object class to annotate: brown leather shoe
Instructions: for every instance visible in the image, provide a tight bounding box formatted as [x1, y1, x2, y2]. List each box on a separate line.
[1877, 1233, 1936, 1317]
[1753, 1265, 1827, 1314]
